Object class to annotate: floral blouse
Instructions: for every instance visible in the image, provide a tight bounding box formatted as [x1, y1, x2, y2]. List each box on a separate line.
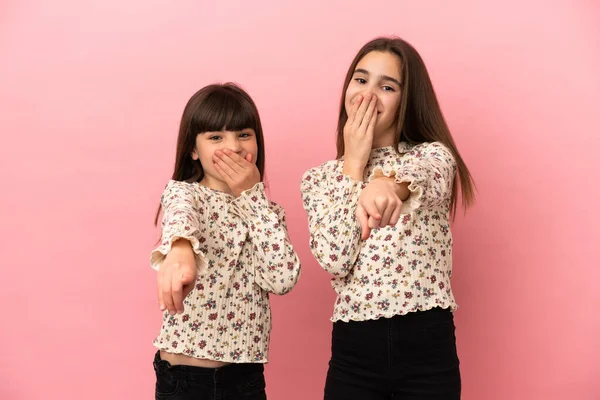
[301, 141, 458, 322]
[150, 181, 301, 363]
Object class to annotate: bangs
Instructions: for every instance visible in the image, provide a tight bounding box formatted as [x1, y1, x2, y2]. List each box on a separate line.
[189, 88, 258, 134]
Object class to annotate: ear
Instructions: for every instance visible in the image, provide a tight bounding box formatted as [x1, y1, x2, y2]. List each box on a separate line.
[190, 148, 199, 160]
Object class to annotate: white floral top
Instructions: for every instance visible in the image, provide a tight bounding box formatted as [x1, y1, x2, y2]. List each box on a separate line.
[150, 181, 301, 363]
[301, 142, 458, 322]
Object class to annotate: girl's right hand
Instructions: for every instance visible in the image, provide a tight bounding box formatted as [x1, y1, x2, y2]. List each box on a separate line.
[157, 239, 197, 315]
[356, 177, 404, 240]
[342, 93, 378, 180]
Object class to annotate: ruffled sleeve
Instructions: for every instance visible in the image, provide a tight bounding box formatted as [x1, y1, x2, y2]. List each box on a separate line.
[150, 180, 208, 274]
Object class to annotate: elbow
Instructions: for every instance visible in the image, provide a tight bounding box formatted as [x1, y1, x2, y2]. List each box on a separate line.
[309, 236, 354, 278]
[313, 252, 352, 278]
[269, 276, 300, 295]
[264, 258, 302, 296]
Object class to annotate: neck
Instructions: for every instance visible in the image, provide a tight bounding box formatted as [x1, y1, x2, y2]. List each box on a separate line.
[200, 174, 233, 195]
[372, 127, 395, 149]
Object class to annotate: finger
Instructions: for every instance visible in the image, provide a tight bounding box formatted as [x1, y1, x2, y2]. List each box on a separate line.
[246, 153, 253, 163]
[359, 95, 378, 130]
[180, 263, 196, 286]
[356, 204, 371, 240]
[352, 93, 372, 128]
[162, 266, 176, 315]
[377, 196, 392, 227]
[360, 197, 382, 221]
[347, 95, 363, 125]
[213, 162, 233, 185]
[217, 150, 244, 173]
[223, 149, 251, 168]
[366, 103, 378, 138]
[171, 268, 185, 314]
[182, 266, 196, 304]
[368, 215, 380, 230]
[157, 269, 165, 311]
[213, 156, 236, 180]
[389, 200, 402, 226]
[379, 204, 394, 228]
[374, 195, 389, 215]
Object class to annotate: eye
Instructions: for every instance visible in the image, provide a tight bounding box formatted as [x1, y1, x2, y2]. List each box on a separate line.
[239, 132, 252, 138]
[382, 85, 396, 92]
[354, 78, 367, 84]
[208, 135, 222, 141]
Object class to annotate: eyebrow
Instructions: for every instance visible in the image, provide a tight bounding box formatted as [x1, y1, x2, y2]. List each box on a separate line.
[354, 68, 401, 87]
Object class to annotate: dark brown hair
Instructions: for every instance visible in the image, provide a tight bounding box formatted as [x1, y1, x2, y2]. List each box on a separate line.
[155, 83, 265, 225]
[336, 37, 475, 216]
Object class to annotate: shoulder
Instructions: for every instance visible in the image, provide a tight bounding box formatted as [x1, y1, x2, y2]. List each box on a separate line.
[160, 180, 202, 205]
[301, 159, 341, 184]
[400, 142, 455, 164]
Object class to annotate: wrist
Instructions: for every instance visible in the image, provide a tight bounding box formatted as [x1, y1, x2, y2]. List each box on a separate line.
[235, 181, 259, 197]
[392, 180, 410, 201]
[373, 176, 410, 201]
[342, 160, 365, 181]
[172, 238, 193, 250]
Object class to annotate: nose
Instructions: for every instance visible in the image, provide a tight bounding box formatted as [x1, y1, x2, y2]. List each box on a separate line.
[226, 137, 243, 153]
[360, 87, 377, 99]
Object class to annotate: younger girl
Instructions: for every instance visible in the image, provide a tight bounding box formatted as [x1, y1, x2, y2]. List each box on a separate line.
[151, 83, 301, 400]
[301, 37, 475, 399]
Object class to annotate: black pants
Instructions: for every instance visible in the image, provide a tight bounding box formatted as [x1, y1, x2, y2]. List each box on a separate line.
[153, 351, 267, 400]
[324, 307, 461, 400]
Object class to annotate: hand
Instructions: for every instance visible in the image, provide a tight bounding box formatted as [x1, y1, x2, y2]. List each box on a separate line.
[213, 149, 261, 197]
[157, 239, 197, 315]
[343, 93, 378, 180]
[356, 177, 403, 240]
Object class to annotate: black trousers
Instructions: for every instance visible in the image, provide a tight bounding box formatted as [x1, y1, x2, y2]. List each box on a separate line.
[324, 307, 461, 400]
[153, 351, 267, 400]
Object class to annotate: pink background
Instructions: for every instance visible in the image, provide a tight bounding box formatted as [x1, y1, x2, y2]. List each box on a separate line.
[1, 0, 599, 399]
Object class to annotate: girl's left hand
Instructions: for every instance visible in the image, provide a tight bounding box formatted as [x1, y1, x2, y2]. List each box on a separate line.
[213, 149, 260, 197]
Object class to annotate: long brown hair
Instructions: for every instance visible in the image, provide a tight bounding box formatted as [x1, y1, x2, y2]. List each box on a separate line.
[336, 37, 475, 216]
[154, 83, 266, 225]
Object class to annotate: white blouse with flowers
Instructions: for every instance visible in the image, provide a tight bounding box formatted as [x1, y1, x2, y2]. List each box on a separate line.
[301, 141, 458, 322]
[151, 181, 301, 363]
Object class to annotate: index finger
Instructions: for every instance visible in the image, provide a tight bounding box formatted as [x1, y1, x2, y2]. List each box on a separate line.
[347, 95, 363, 125]
[171, 271, 185, 314]
[356, 204, 371, 240]
[223, 150, 252, 169]
[157, 270, 165, 311]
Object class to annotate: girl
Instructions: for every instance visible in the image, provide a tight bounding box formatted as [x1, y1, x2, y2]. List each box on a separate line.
[151, 83, 301, 400]
[301, 37, 475, 399]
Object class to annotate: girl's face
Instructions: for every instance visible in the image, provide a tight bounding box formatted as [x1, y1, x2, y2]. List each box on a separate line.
[344, 51, 402, 144]
[191, 128, 258, 190]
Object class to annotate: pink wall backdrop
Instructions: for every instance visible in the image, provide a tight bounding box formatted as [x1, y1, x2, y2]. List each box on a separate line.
[1, 0, 598, 399]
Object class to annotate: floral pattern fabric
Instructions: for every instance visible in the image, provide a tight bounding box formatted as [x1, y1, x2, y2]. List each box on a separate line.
[301, 142, 458, 322]
[151, 181, 301, 363]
